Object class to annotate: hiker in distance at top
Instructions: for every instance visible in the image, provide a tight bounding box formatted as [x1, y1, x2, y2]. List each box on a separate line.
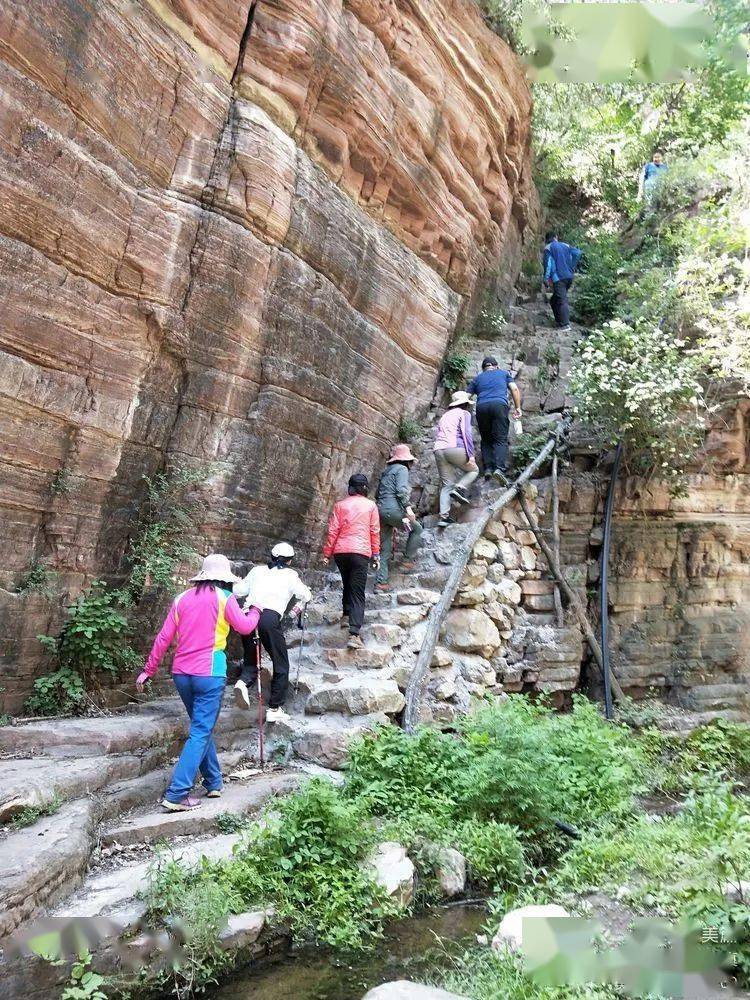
[467, 355, 522, 485]
[233, 542, 311, 724]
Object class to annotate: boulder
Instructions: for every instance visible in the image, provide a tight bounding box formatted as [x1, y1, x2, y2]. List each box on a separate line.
[362, 984, 469, 1000]
[397, 588, 440, 606]
[442, 609, 501, 657]
[491, 578, 522, 606]
[491, 903, 570, 954]
[306, 678, 405, 716]
[483, 519, 507, 542]
[433, 847, 466, 898]
[431, 647, 453, 668]
[472, 538, 498, 562]
[367, 843, 415, 907]
[519, 545, 538, 571]
[497, 540, 521, 569]
[218, 909, 266, 950]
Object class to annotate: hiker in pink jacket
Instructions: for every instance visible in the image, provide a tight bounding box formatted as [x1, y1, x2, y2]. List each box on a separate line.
[323, 473, 380, 650]
[136, 554, 261, 812]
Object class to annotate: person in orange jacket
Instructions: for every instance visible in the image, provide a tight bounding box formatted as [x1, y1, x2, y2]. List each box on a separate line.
[322, 473, 380, 649]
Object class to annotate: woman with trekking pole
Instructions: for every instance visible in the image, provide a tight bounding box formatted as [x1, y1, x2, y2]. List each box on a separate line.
[136, 554, 261, 812]
[323, 473, 380, 649]
[233, 542, 312, 724]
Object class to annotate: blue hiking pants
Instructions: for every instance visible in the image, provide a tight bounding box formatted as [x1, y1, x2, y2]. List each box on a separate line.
[165, 674, 225, 803]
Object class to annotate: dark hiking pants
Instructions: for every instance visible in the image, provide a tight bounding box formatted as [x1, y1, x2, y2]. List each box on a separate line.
[334, 552, 369, 634]
[240, 609, 290, 708]
[551, 278, 572, 327]
[476, 401, 510, 473]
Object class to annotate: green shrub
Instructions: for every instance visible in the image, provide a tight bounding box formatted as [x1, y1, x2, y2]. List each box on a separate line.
[25, 668, 86, 716]
[571, 233, 624, 327]
[16, 562, 58, 598]
[27, 582, 139, 716]
[441, 351, 471, 392]
[457, 819, 526, 889]
[127, 464, 210, 599]
[60, 951, 108, 1000]
[151, 779, 396, 955]
[215, 811, 248, 834]
[397, 415, 422, 443]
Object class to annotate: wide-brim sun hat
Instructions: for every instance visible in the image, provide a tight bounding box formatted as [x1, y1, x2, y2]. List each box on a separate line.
[448, 390, 472, 408]
[272, 542, 295, 559]
[190, 553, 241, 585]
[387, 444, 416, 463]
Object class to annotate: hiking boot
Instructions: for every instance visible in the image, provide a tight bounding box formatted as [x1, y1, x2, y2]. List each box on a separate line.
[266, 707, 291, 723]
[375, 582, 391, 592]
[438, 515, 454, 528]
[206, 789, 223, 799]
[347, 633, 364, 649]
[558, 324, 572, 332]
[492, 469, 510, 486]
[233, 679, 252, 710]
[162, 796, 201, 812]
[339, 615, 350, 630]
[449, 486, 471, 505]
[483, 471, 493, 482]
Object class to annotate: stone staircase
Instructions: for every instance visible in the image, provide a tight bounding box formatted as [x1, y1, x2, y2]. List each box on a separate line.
[3, 289, 738, 996]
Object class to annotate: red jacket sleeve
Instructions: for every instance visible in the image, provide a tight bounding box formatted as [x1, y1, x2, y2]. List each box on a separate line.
[144, 601, 178, 677]
[370, 502, 380, 556]
[224, 594, 261, 635]
[323, 503, 341, 559]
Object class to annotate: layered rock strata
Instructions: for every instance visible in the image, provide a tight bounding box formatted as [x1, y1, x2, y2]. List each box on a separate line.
[0, 0, 536, 710]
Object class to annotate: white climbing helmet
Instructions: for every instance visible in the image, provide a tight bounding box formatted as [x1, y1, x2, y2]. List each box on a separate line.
[271, 542, 295, 560]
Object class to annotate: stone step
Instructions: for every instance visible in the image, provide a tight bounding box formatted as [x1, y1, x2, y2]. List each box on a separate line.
[0, 697, 250, 759]
[0, 799, 96, 938]
[54, 831, 244, 928]
[101, 770, 299, 848]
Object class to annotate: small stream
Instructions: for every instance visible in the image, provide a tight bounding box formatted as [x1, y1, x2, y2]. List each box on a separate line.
[212, 904, 486, 1000]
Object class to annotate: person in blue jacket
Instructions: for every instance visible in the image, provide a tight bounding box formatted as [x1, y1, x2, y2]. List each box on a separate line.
[638, 150, 668, 205]
[467, 357, 522, 483]
[543, 232, 582, 331]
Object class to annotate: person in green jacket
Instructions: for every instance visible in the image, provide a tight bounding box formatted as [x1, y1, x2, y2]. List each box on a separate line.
[375, 444, 423, 590]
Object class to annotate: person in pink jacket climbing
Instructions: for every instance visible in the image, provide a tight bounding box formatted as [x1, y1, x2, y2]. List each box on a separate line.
[136, 553, 261, 812]
[323, 473, 380, 650]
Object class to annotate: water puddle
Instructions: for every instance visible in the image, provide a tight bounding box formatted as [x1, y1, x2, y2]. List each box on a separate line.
[212, 904, 486, 1000]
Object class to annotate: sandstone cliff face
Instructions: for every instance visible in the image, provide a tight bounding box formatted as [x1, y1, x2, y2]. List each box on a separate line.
[0, 0, 536, 709]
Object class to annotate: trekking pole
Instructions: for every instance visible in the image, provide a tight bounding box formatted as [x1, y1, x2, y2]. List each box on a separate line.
[294, 608, 306, 694]
[254, 629, 265, 767]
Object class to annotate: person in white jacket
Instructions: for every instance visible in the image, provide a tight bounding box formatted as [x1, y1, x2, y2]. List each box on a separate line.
[233, 542, 312, 722]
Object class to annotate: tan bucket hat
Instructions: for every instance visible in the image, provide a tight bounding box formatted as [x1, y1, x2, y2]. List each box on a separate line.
[189, 553, 241, 585]
[448, 390, 472, 408]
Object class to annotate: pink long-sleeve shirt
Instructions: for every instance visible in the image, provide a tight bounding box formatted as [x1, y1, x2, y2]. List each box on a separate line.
[144, 585, 260, 678]
[433, 407, 474, 458]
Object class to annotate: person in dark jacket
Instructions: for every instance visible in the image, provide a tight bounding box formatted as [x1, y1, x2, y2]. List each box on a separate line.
[375, 444, 423, 590]
[543, 232, 582, 331]
[467, 357, 522, 482]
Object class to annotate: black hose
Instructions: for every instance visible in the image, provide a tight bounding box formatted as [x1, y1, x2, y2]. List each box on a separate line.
[599, 440, 623, 721]
[554, 819, 581, 839]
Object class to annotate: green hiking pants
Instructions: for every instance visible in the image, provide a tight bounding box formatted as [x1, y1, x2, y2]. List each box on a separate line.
[377, 507, 423, 584]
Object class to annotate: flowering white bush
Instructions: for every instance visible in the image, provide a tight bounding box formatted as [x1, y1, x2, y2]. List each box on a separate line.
[570, 319, 706, 484]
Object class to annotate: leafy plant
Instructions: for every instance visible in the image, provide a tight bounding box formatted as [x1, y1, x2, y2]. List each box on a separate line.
[27, 582, 139, 716]
[215, 811, 248, 835]
[457, 819, 526, 889]
[60, 952, 108, 1000]
[441, 351, 471, 393]
[50, 467, 73, 497]
[25, 668, 86, 717]
[127, 465, 210, 599]
[16, 562, 58, 598]
[11, 794, 62, 830]
[397, 415, 422, 444]
[571, 232, 624, 327]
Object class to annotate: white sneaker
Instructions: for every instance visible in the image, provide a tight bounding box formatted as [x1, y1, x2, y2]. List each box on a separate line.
[265, 707, 291, 723]
[233, 680, 251, 710]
